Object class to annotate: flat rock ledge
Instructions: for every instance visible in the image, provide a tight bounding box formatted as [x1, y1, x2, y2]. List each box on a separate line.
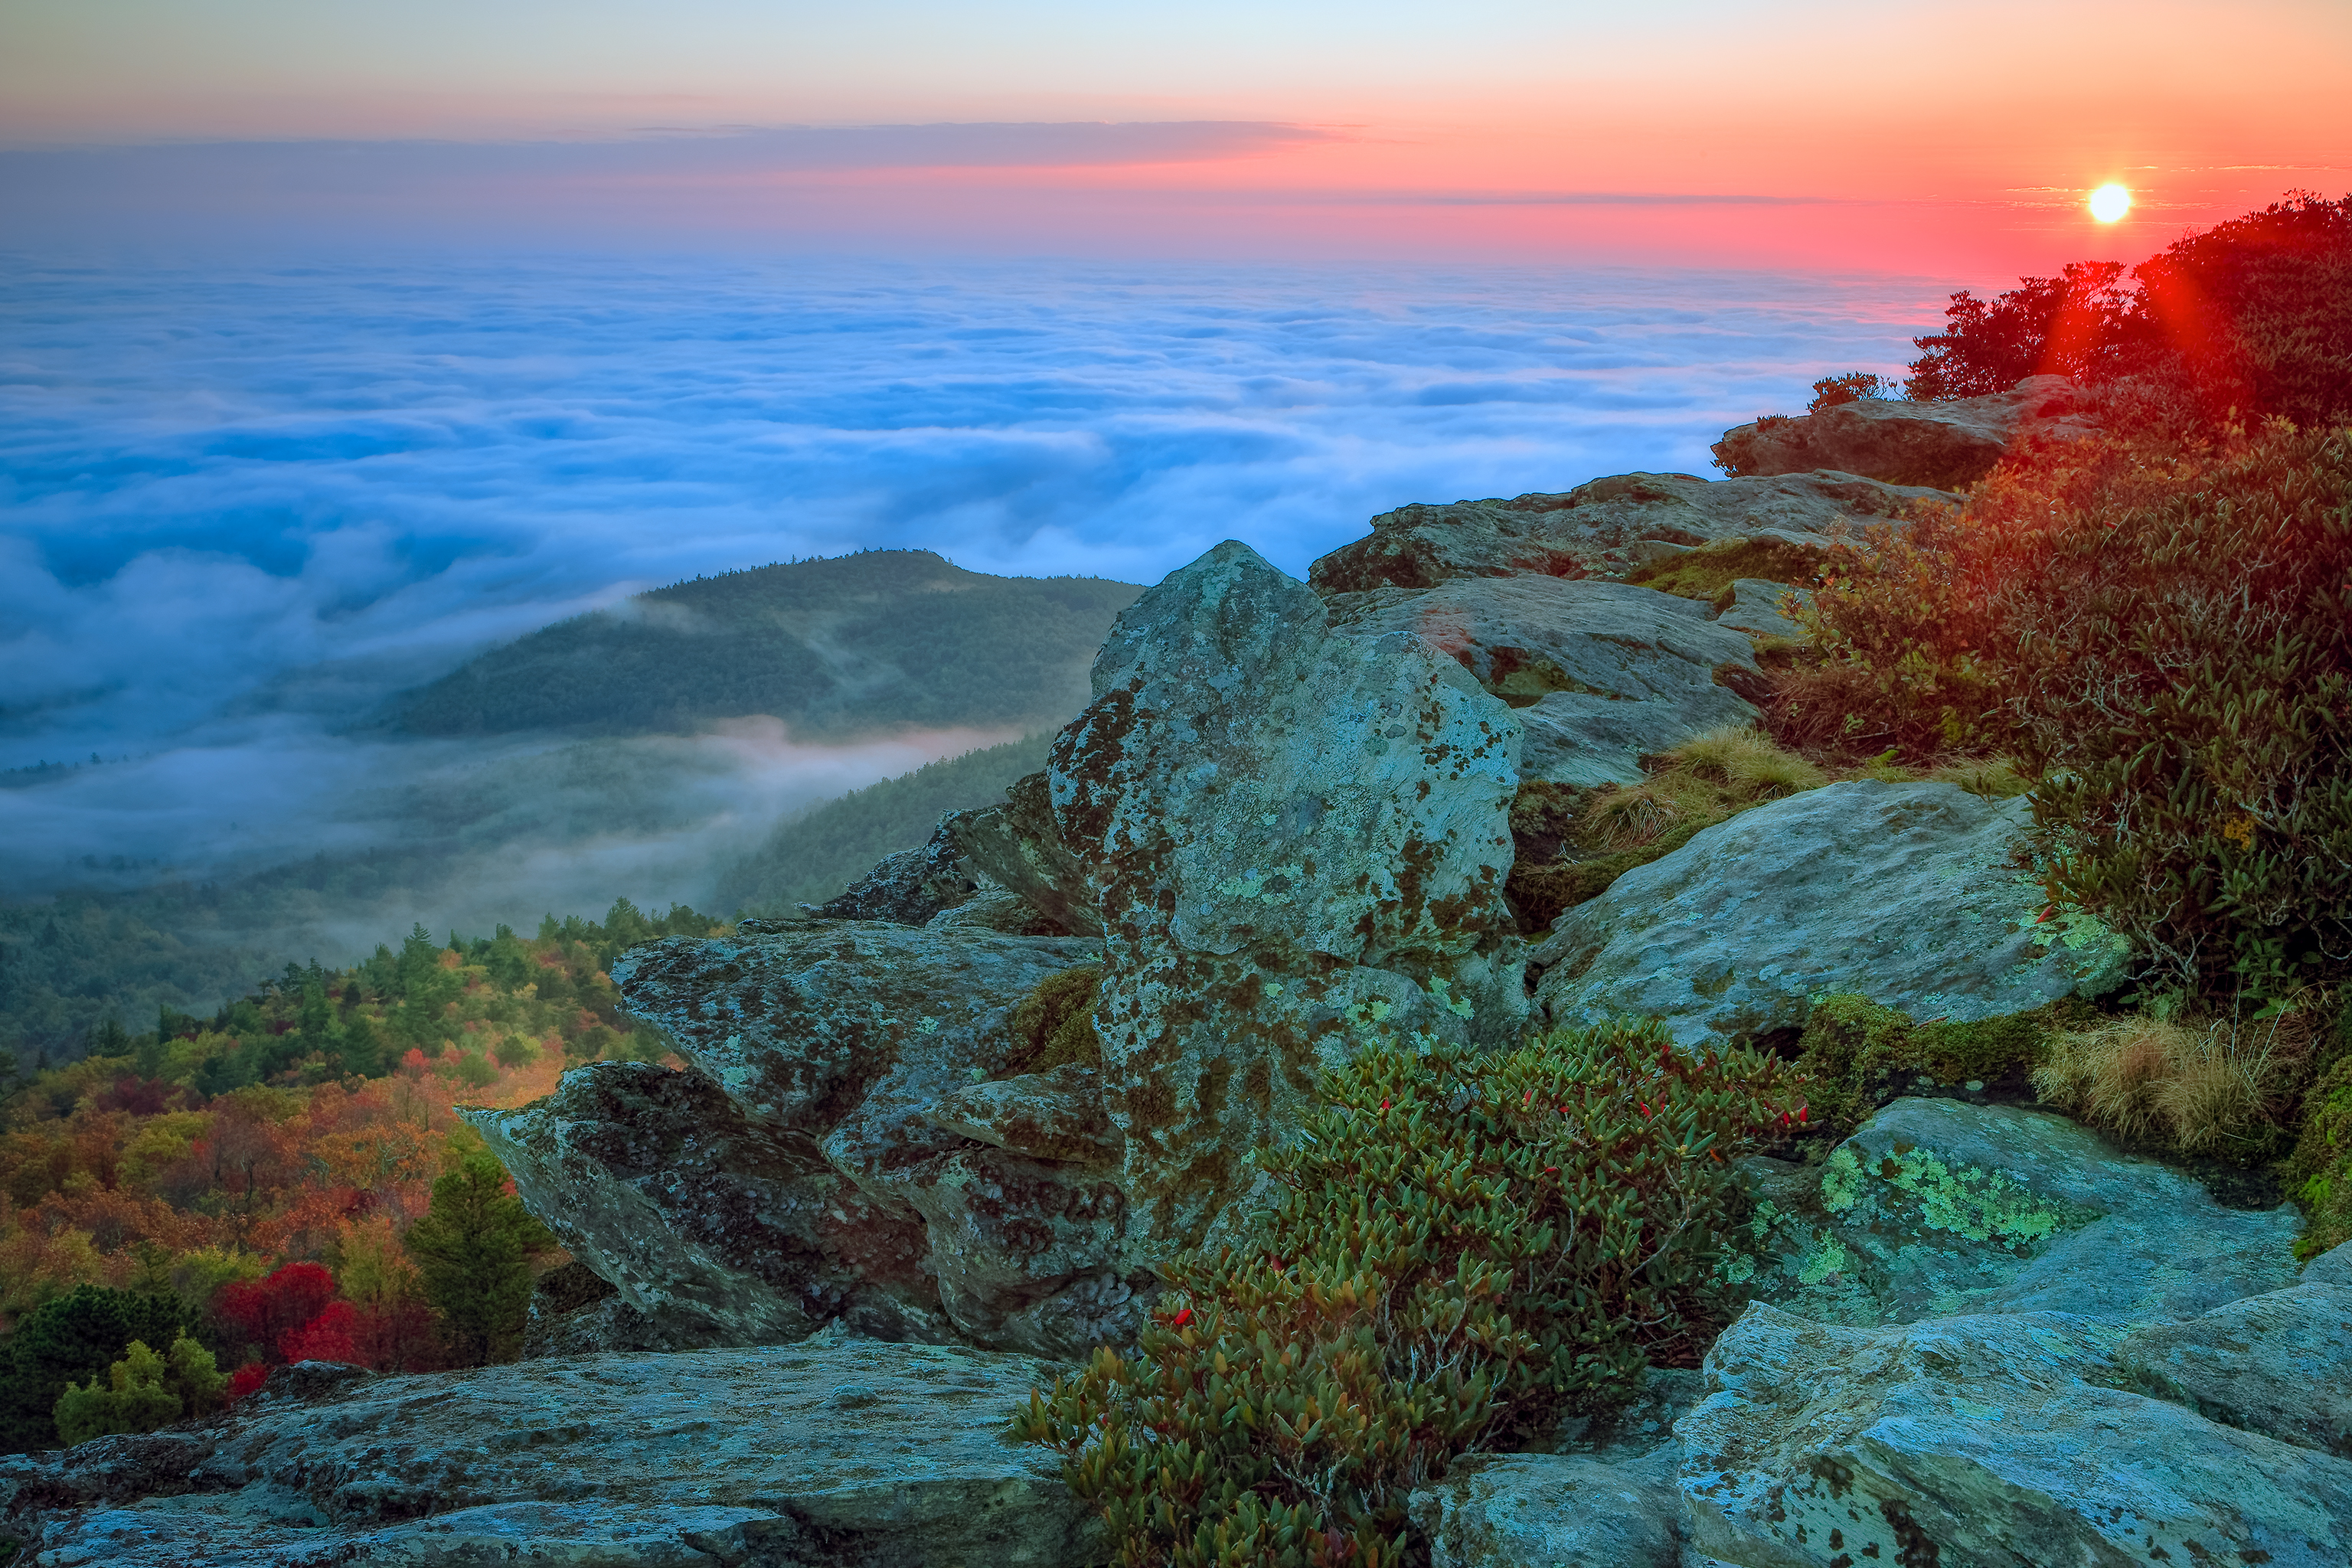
[0, 1338, 1097, 1568]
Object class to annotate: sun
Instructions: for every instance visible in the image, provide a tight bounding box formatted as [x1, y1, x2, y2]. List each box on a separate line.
[2089, 184, 2132, 223]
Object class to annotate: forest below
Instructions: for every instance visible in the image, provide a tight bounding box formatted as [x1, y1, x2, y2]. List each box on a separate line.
[0, 898, 717, 1452]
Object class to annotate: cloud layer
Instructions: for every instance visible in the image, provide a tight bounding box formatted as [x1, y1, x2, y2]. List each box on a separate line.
[1, 250, 1939, 929]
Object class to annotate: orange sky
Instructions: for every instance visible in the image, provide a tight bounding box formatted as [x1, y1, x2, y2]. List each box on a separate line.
[3, 0, 2346, 274]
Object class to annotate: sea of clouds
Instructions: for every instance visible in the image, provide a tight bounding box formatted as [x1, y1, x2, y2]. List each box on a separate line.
[0, 250, 1941, 945]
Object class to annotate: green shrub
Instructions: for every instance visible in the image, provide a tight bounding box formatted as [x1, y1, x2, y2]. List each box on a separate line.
[0, 1285, 198, 1452]
[51, 1334, 227, 1447]
[1008, 1021, 1803, 1566]
[1775, 397, 2352, 1003]
[2283, 1005, 2352, 1258]
[1808, 373, 1899, 411]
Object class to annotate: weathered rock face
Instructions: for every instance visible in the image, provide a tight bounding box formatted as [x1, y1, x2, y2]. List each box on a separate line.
[1681, 1301, 2352, 1568]
[597, 925, 1145, 1357]
[0, 1339, 1100, 1568]
[805, 813, 981, 924]
[1412, 1449, 1685, 1568]
[1711, 374, 2098, 490]
[1331, 575, 1760, 789]
[1710, 577, 1811, 640]
[1050, 541, 1524, 1255]
[1308, 469, 1952, 596]
[948, 772, 1101, 936]
[1534, 779, 2131, 1045]
[463, 1061, 952, 1348]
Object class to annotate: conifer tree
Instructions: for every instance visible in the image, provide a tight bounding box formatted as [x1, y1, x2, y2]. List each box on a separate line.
[403, 1155, 551, 1366]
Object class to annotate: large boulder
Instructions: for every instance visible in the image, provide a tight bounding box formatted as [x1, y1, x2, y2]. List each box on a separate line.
[1735, 1097, 2302, 1328]
[462, 1061, 952, 1348]
[602, 924, 1144, 1356]
[1681, 1298, 2352, 1568]
[1331, 576, 1762, 789]
[0, 1338, 1100, 1567]
[1308, 470, 1952, 596]
[1710, 374, 2098, 489]
[1533, 779, 2132, 1046]
[1050, 541, 1524, 1256]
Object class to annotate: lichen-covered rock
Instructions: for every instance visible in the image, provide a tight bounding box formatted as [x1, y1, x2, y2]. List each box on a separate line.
[1331, 575, 1759, 791]
[806, 813, 982, 923]
[2114, 1276, 2352, 1456]
[1051, 541, 1524, 1256]
[1680, 1302, 2352, 1568]
[1533, 779, 2130, 1047]
[462, 1061, 949, 1347]
[1735, 1098, 2302, 1328]
[947, 773, 1101, 936]
[1410, 1449, 1685, 1568]
[600, 924, 1142, 1354]
[0, 1339, 1100, 1567]
[1710, 374, 2098, 489]
[1308, 469, 1951, 596]
[924, 1065, 1117, 1163]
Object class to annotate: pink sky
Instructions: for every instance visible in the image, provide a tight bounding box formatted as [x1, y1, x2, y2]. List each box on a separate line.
[4, 0, 2347, 275]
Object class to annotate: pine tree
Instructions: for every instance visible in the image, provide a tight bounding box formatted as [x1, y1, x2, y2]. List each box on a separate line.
[403, 1155, 551, 1366]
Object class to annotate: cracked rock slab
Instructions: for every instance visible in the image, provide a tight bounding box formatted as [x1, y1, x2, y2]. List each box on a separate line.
[0, 1341, 1099, 1568]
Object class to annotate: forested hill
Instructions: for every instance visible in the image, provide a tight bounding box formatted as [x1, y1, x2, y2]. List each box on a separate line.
[385, 550, 1143, 740]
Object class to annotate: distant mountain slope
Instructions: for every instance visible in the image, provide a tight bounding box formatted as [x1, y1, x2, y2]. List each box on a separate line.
[717, 736, 1047, 917]
[387, 550, 1142, 740]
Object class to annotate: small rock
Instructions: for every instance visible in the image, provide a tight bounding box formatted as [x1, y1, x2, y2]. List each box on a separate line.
[805, 812, 982, 924]
[1710, 578, 1811, 640]
[1412, 1449, 1685, 1568]
[948, 772, 1102, 936]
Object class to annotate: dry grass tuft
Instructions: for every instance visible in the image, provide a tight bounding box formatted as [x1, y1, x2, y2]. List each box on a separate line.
[2032, 1004, 2318, 1155]
[1584, 787, 1680, 851]
[1662, 726, 1829, 799]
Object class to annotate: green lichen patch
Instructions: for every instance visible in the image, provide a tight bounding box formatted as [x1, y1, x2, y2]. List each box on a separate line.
[1821, 1142, 2093, 1252]
[1001, 965, 1103, 1076]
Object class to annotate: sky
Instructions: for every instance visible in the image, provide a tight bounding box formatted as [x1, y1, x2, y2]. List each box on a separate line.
[4, 1, 2347, 270]
[1, 0, 2346, 948]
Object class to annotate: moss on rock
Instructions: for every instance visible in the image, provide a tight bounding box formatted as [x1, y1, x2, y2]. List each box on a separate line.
[1004, 965, 1103, 1076]
[1796, 993, 2057, 1133]
[2284, 1005, 2352, 1259]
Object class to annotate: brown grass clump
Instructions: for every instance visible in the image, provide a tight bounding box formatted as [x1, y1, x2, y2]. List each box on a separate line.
[1664, 725, 1829, 799]
[2031, 1004, 2318, 1158]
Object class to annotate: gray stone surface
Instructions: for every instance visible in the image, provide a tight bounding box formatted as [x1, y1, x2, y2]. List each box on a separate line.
[1412, 1449, 1684, 1568]
[805, 813, 981, 924]
[1050, 540, 1525, 1258]
[463, 1061, 951, 1348]
[0, 1340, 1099, 1568]
[1533, 779, 2132, 1047]
[1331, 575, 1762, 790]
[1710, 579, 1811, 641]
[1681, 1302, 2352, 1568]
[947, 772, 1101, 936]
[596, 924, 1143, 1355]
[1308, 469, 1952, 596]
[1733, 1099, 2303, 1328]
[1710, 374, 2097, 489]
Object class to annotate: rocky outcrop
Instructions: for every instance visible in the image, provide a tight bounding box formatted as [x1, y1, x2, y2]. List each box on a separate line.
[0, 1338, 1099, 1567]
[1050, 541, 1524, 1255]
[1412, 1449, 1685, 1568]
[1308, 469, 1952, 596]
[1711, 374, 2098, 489]
[946, 772, 1101, 936]
[465, 1061, 952, 1348]
[572, 924, 1145, 1357]
[1533, 779, 2131, 1044]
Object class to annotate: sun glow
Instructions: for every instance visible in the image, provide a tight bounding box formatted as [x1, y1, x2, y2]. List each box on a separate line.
[2089, 184, 2132, 223]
